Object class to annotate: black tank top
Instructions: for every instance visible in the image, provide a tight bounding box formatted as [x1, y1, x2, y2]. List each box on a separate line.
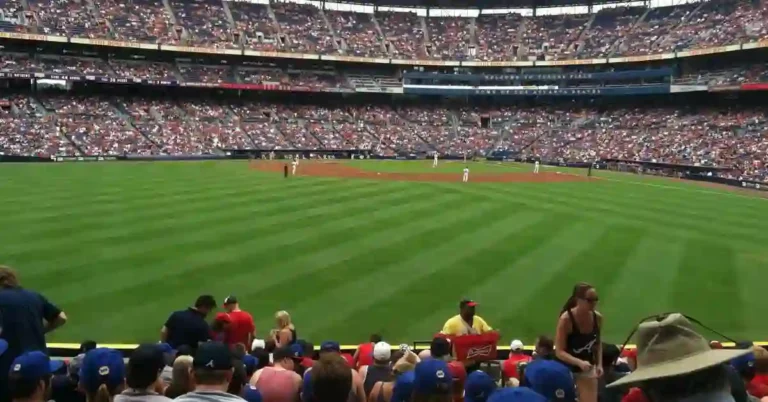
[289, 328, 297, 345]
[563, 309, 599, 369]
[364, 365, 393, 396]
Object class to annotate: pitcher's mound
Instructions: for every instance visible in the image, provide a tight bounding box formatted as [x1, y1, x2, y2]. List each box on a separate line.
[251, 161, 591, 184]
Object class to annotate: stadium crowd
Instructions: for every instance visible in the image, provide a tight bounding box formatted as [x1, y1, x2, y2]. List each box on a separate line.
[1, 267, 768, 402]
[1, 94, 767, 182]
[1, 0, 767, 59]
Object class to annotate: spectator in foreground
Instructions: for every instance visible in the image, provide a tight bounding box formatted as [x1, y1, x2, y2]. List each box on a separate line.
[79, 348, 126, 402]
[227, 360, 248, 397]
[412, 359, 453, 402]
[534, 336, 554, 360]
[161, 295, 216, 350]
[521, 358, 576, 402]
[354, 334, 382, 369]
[442, 299, 493, 336]
[304, 342, 365, 402]
[250, 345, 302, 402]
[502, 340, 532, 380]
[272, 311, 296, 347]
[212, 313, 233, 343]
[555, 283, 602, 402]
[307, 354, 353, 402]
[223, 296, 256, 351]
[9, 351, 65, 402]
[608, 313, 752, 402]
[732, 347, 768, 398]
[597, 344, 626, 402]
[115, 344, 172, 402]
[487, 387, 546, 402]
[51, 352, 85, 402]
[176, 342, 245, 402]
[164, 356, 194, 399]
[0, 266, 67, 402]
[464, 371, 497, 402]
[369, 351, 419, 402]
[360, 341, 393, 396]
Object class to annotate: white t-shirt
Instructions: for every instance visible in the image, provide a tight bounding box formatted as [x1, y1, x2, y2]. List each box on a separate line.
[463, 168, 469, 174]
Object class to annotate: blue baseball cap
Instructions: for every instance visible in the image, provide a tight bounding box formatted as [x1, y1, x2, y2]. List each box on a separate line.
[242, 355, 259, 375]
[9, 351, 65, 380]
[320, 341, 340, 353]
[157, 343, 175, 355]
[465, 371, 497, 402]
[0, 339, 8, 356]
[392, 370, 416, 402]
[79, 348, 125, 393]
[732, 352, 756, 374]
[242, 384, 263, 402]
[413, 359, 453, 394]
[488, 387, 547, 402]
[523, 359, 576, 401]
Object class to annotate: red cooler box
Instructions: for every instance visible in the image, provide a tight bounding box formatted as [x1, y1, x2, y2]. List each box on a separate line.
[438, 332, 500, 362]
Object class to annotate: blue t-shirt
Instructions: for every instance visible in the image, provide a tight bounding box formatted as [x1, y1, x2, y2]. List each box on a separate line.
[164, 308, 211, 349]
[0, 287, 62, 402]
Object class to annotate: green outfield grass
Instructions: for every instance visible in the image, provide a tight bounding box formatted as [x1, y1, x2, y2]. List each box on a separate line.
[2, 160, 768, 346]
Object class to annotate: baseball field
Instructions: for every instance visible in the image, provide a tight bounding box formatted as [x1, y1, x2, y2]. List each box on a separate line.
[2, 159, 767, 347]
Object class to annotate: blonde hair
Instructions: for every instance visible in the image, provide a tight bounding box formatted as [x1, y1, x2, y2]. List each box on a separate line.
[87, 383, 119, 402]
[275, 311, 293, 329]
[0, 266, 19, 289]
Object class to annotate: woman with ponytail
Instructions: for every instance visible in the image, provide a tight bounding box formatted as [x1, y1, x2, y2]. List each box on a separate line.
[79, 348, 126, 402]
[555, 282, 603, 402]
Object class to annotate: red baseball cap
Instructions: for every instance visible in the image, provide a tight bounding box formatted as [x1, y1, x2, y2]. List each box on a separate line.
[621, 348, 637, 359]
[460, 299, 477, 308]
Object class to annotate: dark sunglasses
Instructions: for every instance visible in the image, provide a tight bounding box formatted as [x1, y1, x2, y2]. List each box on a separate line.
[582, 296, 599, 303]
[613, 313, 738, 365]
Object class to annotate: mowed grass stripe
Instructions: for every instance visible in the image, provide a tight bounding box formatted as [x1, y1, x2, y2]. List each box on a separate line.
[4, 179, 404, 261]
[542, 181, 768, 228]
[301, 209, 550, 340]
[48, 192, 486, 342]
[601, 236, 686, 334]
[4, 177, 378, 246]
[735, 252, 768, 339]
[26, 182, 441, 291]
[476, 183, 767, 248]
[670, 239, 748, 338]
[380, 212, 577, 342]
[0, 173, 334, 224]
[402, 218, 609, 342]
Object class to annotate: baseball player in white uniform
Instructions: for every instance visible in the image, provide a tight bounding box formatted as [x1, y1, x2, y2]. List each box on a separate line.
[462, 166, 469, 183]
[291, 159, 298, 175]
[433, 153, 439, 168]
[534, 160, 540, 174]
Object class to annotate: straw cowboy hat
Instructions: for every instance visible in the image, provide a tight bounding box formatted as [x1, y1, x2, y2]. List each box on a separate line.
[608, 313, 751, 388]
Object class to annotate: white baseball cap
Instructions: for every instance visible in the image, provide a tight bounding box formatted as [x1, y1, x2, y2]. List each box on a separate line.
[252, 339, 266, 351]
[373, 342, 391, 361]
[510, 340, 524, 351]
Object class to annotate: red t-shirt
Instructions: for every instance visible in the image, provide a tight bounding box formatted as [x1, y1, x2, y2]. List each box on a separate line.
[749, 378, 768, 398]
[356, 343, 374, 369]
[341, 353, 355, 368]
[502, 353, 532, 380]
[622, 388, 649, 402]
[226, 310, 255, 348]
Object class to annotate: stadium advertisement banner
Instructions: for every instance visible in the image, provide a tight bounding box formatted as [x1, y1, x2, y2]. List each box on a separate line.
[70, 38, 158, 50]
[670, 84, 708, 93]
[0, 31, 67, 42]
[217, 83, 312, 91]
[160, 44, 242, 55]
[742, 40, 768, 50]
[403, 84, 670, 96]
[535, 58, 607, 66]
[321, 55, 390, 64]
[404, 68, 672, 82]
[390, 58, 461, 66]
[461, 61, 535, 67]
[243, 50, 319, 60]
[676, 45, 740, 58]
[55, 156, 118, 162]
[708, 84, 742, 92]
[354, 87, 403, 94]
[608, 52, 676, 63]
[740, 83, 768, 91]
